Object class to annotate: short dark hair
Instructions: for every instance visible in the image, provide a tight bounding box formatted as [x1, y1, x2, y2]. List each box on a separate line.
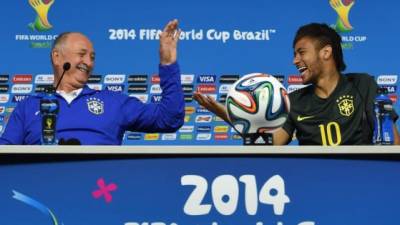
[293, 23, 346, 72]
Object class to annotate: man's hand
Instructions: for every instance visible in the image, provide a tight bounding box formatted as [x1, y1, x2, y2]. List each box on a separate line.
[160, 19, 181, 65]
[193, 92, 230, 122]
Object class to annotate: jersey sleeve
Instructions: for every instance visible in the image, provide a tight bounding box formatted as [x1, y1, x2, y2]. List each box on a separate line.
[121, 62, 185, 133]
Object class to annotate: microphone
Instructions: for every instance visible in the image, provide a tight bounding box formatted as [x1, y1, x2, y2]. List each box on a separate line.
[58, 138, 81, 145]
[54, 62, 71, 91]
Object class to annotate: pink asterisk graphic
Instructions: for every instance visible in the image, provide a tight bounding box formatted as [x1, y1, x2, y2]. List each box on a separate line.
[92, 178, 118, 203]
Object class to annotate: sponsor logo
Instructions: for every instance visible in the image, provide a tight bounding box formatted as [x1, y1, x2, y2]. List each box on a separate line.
[179, 125, 194, 133]
[0, 106, 5, 114]
[273, 75, 285, 84]
[197, 126, 211, 132]
[196, 133, 212, 141]
[196, 107, 209, 113]
[106, 85, 124, 92]
[232, 134, 242, 140]
[389, 95, 397, 103]
[13, 75, 32, 83]
[288, 75, 303, 84]
[219, 75, 239, 84]
[104, 74, 126, 84]
[151, 95, 162, 103]
[87, 84, 103, 91]
[182, 85, 194, 93]
[150, 84, 162, 94]
[128, 85, 147, 93]
[1, 94, 12, 103]
[86, 97, 104, 115]
[127, 133, 142, 140]
[0, 85, 9, 93]
[0, 75, 9, 83]
[297, 115, 315, 122]
[214, 133, 228, 140]
[88, 75, 102, 83]
[195, 115, 212, 123]
[185, 106, 195, 115]
[28, 0, 55, 32]
[184, 95, 193, 102]
[6, 107, 14, 113]
[128, 75, 147, 83]
[214, 125, 229, 133]
[380, 85, 397, 94]
[197, 75, 216, 83]
[336, 95, 354, 117]
[129, 94, 148, 103]
[197, 84, 216, 94]
[144, 133, 160, 140]
[214, 116, 225, 122]
[35, 74, 54, 84]
[179, 134, 193, 140]
[330, 0, 355, 33]
[377, 75, 398, 85]
[12, 95, 30, 103]
[219, 84, 232, 94]
[219, 94, 227, 103]
[184, 115, 191, 122]
[288, 84, 308, 93]
[181, 74, 195, 84]
[151, 75, 160, 84]
[12, 84, 33, 94]
[162, 133, 177, 141]
[35, 85, 53, 93]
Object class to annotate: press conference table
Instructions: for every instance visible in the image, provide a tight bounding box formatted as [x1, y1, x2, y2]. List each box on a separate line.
[1, 146, 399, 225]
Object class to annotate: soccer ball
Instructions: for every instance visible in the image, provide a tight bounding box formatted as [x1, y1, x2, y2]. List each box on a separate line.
[226, 73, 290, 134]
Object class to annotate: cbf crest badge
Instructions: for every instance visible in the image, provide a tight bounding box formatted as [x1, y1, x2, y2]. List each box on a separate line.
[336, 95, 354, 117]
[87, 97, 104, 115]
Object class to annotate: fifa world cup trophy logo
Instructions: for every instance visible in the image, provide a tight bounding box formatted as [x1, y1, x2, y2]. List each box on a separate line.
[330, 0, 355, 33]
[28, 0, 55, 31]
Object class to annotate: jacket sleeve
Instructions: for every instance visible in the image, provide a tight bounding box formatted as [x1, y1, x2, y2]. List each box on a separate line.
[122, 62, 185, 133]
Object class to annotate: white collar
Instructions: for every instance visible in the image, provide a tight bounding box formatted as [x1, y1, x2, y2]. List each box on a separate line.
[57, 88, 83, 104]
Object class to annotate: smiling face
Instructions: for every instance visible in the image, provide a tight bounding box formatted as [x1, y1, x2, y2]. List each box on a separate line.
[293, 36, 327, 85]
[52, 33, 95, 91]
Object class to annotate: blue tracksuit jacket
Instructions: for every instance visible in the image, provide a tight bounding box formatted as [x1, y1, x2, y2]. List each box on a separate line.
[0, 63, 184, 145]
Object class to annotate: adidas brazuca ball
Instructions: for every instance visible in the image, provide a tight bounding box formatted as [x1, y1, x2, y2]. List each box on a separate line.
[226, 73, 290, 134]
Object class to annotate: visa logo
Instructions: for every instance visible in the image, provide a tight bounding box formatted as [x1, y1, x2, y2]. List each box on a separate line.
[12, 95, 29, 103]
[106, 85, 124, 92]
[197, 75, 216, 83]
[151, 95, 162, 103]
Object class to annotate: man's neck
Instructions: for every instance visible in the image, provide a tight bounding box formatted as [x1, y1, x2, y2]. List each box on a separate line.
[314, 68, 341, 99]
[55, 82, 83, 93]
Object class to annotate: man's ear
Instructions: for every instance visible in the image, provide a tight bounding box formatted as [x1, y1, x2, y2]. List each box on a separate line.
[51, 49, 61, 66]
[320, 45, 333, 60]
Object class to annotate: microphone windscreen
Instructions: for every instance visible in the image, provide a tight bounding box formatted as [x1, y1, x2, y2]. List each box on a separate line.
[63, 62, 71, 71]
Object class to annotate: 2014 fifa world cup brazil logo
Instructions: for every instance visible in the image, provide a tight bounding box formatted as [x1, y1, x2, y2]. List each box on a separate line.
[28, 0, 55, 31]
[329, 0, 355, 33]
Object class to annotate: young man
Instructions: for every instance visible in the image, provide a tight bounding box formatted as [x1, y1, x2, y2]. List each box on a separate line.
[0, 20, 184, 145]
[194, 23, 399, 145]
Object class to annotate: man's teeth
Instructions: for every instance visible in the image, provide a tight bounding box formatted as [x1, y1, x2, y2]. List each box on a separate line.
[77, 64, 89, 73]
[298, 67, 307, 74]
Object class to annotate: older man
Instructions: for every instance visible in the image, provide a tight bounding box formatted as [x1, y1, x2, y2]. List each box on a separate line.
[0, 19, 184, 145]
